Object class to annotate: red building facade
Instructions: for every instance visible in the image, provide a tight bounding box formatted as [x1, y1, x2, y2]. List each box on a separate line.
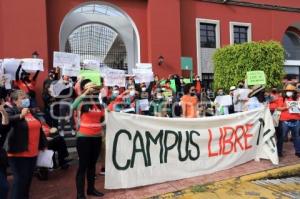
[1, 0, 300, 92]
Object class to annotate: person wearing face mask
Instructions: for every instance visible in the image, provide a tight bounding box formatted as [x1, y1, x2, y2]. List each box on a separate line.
[233, 81, 249, 112]
[180, 83, 199, 118]
[149, 88, 167, 117]
[108, 86, 137, 113]
[275, 84, 300, 158]
[50, 75, 76, 136]
[0, 87, 9, 199]
[5, 89, 47, 199]
[71, 81, 105, 198]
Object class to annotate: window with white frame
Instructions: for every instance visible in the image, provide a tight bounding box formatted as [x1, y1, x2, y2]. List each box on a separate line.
[230, 22, 252, 44]
[196, 18, 220, 82]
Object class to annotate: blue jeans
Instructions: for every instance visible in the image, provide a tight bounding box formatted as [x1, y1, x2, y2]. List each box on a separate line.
[0, 169, 9, 199]
[9, 157, 37, 199]
[277, 121, 300, 155]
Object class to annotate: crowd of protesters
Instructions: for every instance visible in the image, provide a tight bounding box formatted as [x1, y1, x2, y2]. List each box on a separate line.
[0, 53, 300, 198]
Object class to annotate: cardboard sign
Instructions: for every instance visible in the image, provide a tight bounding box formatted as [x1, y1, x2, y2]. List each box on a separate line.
[287, 101, 300, 114]
[247, 71, 266, 86]
[21, 58, 44, 71]
[53, 51, 80, 69]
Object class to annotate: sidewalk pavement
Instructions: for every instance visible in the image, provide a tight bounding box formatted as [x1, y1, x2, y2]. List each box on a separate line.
[10, 142, 300, 199]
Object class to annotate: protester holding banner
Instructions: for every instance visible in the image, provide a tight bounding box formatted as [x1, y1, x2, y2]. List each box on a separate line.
[275, 84, 300, 158]
[0, 87, 9, 199]
[71, 81, 104, 198]
[5, 89, 47, 199]
[233, 81, 248, 112]
[181, 83, 199, 118]
[214, 88, 231, 115]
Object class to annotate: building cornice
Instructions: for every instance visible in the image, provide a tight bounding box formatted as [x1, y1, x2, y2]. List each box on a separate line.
[200, 0, 300, 13]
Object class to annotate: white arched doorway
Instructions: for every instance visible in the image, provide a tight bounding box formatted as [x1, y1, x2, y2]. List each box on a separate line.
[59, 1, 141, 73]
[282, 23, 300, 81]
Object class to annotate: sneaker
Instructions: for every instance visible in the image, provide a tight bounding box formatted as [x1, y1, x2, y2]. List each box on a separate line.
[295, 153, 300, 158]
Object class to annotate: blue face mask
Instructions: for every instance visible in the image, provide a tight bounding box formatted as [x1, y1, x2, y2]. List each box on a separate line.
[21, 98, 30, 108]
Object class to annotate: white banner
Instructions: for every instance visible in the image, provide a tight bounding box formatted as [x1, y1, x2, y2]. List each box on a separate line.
[21, 58, 44, 71]
[105, 107, 278, 189]
[53, 52, 80, 71]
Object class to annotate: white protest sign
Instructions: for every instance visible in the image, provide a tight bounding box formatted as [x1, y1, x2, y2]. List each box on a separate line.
[105, 107, 277, 189]
[138, 99, 150, 111]
[214, 95, 232, 106]
[287, 101, 300, 114]
[21, 58, 44, 71]
[62, 65, 80, 77]
[0, 74, 12, 89]
[53, 51, 80, 69]
[2, 59, 21, 80]
[100, 66, 125, 77]
[83, 59, 100, 72]
[132, 68, 154, 83]
[104, 72, 126, 87]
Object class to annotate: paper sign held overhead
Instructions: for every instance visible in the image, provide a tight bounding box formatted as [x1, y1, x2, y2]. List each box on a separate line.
[2, 59, 21, 80]
[83, 59, 100, 72]
[53, 51, 80, 69]
[21, 58, 44, 71]
[247, 71, 266, 86]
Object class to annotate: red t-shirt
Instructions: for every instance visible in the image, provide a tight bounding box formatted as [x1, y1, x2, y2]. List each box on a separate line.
[8, 113, 41, 157]
[195, 81, 202, 94]
[15, 80, 36, 93]
[268, 94, 280, 111]
[276, 97, 300, 121]
[79, 105, 104, 136]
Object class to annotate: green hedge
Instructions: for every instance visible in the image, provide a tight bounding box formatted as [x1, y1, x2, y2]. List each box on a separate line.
[213, 41, 285, 91]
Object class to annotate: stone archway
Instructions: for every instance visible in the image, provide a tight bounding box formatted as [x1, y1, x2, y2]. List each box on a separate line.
[59, 1, 140, 73]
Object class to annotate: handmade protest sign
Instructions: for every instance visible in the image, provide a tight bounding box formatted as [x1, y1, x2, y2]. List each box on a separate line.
[132, 68, 154, 83]
[53, 51, 80, 68]
[247, 71, 266, 86]
[104, 72, 126, 87]
[214, 95, 232, 106]
[287, 101, 300, 114]
[170, 80, 177, 92]
[83, 59, 100, 72]
[2, 59, 21, 80]
[21, 58, 44, 71]
[105, 107, 277, 189]
[80, 70, 101, 86]
[138, 99, 150, 111]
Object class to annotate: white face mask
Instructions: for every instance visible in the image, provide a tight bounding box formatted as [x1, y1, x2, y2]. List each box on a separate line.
[157, 94, 163, 99]
[142, 87, 146, 92]
[286, 91, 293, 97]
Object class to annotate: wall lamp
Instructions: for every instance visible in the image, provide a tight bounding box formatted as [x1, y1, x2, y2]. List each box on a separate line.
[158, 55, 164, 66]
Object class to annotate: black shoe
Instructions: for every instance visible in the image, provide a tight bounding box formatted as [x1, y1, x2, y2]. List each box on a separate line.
[77, 195, 86, 199]
[295, 153, 300, 158]
[87, 189, 104, 197]
[278, 152, 283, 157]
